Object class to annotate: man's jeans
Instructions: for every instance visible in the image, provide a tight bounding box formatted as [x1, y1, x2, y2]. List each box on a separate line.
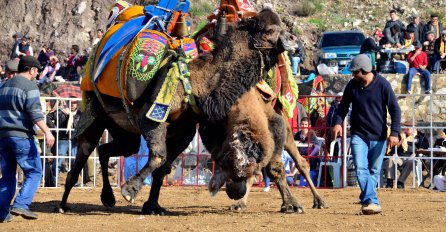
[407, 67, 431, 91]
[52, 140, 77, 185]
[291, 57, 301, 75]
[350, 135, 386, 206]
[0, 137, 42, 219]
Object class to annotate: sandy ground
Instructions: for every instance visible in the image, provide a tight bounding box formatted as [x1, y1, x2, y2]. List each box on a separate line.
[2, 186, 445, 232]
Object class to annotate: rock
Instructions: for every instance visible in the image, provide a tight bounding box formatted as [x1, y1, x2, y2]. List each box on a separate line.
[73, 2, 87, 15]
[352, 19, 362, 27]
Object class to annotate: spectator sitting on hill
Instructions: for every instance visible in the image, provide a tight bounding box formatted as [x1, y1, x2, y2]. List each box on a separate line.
[37, 44, 54, 67]
[384, 9, 405, 32]
[423, 31, 436, 71]
[403, 26, 416, 48]
[1, 60, 19, 84]
[406, 40, 431, 94]
[64, 45, 83, 81]
[360, 28, 383, 70]
[10, 32, 22, 60]
[382, 24, 402, 49]
[92, 29, 104, 46]
[15, 37, 33, 58]
[289, 39, 304, 76]
[38, 56, 62, 85]
[433, 30, 446, 72]
[407, 13, 425, 43]
[423, 13, 443, 41]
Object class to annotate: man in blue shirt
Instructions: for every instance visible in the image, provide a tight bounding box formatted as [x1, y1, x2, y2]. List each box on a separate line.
[332, 54, 400, 215]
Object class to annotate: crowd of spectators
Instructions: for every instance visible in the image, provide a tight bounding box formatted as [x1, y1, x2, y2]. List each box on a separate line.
[0, 29, 104, 85]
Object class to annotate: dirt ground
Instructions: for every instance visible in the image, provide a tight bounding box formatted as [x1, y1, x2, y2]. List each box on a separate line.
[2, 186, 445, 232]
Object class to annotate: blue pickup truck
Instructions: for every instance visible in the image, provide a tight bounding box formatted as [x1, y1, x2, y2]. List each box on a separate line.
[314, 31, 366, 73]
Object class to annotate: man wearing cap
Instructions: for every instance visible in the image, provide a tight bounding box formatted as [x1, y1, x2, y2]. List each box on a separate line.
[360, 28, 384, 70]
[433, 30, 446, 72]
[333, 54, 401, 215]
[0, 56, 55, 222]
[407, 13, 425, 43]
[407, 40, 431, 94]
[15, 37, 34, 58]
[0, 60, 19, 83]
[10, 32, 22, 60]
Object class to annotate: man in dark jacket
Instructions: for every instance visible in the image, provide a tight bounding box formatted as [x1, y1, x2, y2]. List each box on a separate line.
[46, 99, 81, 185]
[9, 32, 22, 60]
[360, 29, 383, 70]
[333, 54, 401, 215]
[423, 13, 443, 41]
[407, 13, 425, 43]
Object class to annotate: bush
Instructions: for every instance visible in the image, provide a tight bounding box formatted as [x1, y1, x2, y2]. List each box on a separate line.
[189, 1, 215, 17]
[294, 1, 317, 17]
[294, 0, 323, 17]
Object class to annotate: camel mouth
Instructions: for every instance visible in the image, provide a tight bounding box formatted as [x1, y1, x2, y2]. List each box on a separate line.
[279, 31, 299, 52]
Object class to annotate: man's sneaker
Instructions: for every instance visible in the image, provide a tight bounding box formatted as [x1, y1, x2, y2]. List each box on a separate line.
[262, 186, 270, 192]
[10, 207, 38, 219]
[361, 203, 382, 215]
[0, 213, 13, 223]
[407, 90, 412, 95]
[425, 90, 431, 94]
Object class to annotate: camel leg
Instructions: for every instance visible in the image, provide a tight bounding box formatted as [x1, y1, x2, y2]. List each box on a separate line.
[121, 119, 167, 203]
[97, 126, 140, 208]
[267, 113, 304, 213]
[58, 114, 106, 213]
[281, 113, 328, 209]
[268, 155, 304, 213]
[142, 111, 199, 215]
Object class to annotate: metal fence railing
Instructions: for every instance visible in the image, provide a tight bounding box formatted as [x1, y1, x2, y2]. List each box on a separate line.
[5, 93, 444, 189]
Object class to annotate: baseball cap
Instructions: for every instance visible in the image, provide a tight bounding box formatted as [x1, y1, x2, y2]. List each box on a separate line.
[18, 56, 41, 72]
[336, 92, 343, 97]
[349, 54, 372, 73]
[13, 32, 22, 38]
[442, 30, 446, 35]
[5, 60, 19, 72]
[373, 29, 384, 37]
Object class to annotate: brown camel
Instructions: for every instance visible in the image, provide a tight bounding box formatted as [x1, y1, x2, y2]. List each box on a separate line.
[58, 8, 299, 215]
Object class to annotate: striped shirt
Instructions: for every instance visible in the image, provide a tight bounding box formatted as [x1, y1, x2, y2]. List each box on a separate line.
[0, 75, 44, 139]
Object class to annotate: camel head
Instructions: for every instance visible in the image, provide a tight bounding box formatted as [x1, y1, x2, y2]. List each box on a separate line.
[240, 8, 298, 54]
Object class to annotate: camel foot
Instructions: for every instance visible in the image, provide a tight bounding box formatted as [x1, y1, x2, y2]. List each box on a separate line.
[281, 202, 304, 214]
[142, 201, 167, 216]
[56, 205, 70, 214]
[312, 197, 328, 209]
[101, 188, 116, 208]
[229, 202, 247, 211]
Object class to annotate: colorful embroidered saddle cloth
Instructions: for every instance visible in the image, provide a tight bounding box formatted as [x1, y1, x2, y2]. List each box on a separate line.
[81, 0, 195, 101]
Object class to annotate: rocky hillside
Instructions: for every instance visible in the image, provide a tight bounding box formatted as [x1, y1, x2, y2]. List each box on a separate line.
[1, 0, 445, 69]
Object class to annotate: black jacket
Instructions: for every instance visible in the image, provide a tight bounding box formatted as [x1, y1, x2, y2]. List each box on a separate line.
[46, 109, 81, 140]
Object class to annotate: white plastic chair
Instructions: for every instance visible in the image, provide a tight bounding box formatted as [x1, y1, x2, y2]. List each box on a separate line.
[317, 139, 342, 188]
